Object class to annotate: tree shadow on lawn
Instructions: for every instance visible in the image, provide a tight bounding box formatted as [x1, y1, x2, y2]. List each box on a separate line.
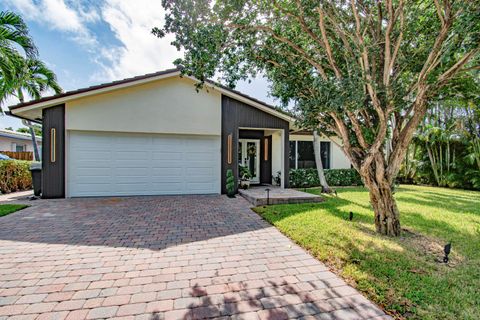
[265, 191, 478, 258]
[257, 201, 478, 319]
[397, 192, 480, 216]
[305, 187, 480, 242]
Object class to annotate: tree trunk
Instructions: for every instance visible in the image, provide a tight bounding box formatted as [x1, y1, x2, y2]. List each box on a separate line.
[313, 130, 331, 193]
[360, 154, 401, 237]
[29, 126, 40, 162]
[365, 174, 401, 236]
[426, 144, 440, 185]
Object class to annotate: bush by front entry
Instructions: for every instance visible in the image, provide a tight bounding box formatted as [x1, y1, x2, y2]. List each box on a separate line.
[289, 168, 363, 188]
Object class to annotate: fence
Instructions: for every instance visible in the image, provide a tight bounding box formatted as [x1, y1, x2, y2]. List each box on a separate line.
[0, 151, 34, 161]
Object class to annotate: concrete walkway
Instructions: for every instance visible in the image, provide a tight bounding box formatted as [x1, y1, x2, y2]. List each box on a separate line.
[0, 190, 34, 203]
[239, 187, 323, 206]
[0, 195, 389, 319]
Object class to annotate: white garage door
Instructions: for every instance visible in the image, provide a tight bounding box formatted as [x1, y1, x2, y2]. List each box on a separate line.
[67, 131, 220, 197]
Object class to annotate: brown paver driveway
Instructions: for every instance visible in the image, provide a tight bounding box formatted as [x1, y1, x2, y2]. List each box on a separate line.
[0, 195, 389, 320]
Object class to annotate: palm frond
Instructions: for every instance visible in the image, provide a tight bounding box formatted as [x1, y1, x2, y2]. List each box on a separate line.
[0, 11, 37, 58]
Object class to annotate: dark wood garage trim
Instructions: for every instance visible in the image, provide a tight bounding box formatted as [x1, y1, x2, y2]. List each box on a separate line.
[221, 95, 289, 193]
[42, 104, 65, 198]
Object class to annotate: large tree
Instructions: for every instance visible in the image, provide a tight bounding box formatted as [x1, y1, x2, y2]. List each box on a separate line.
[155, 0, 479, 236]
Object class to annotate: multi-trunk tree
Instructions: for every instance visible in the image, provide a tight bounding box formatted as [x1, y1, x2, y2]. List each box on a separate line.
[155, 0, 480, 236]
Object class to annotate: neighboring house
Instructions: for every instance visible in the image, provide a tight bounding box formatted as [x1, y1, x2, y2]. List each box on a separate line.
[0, 128, 41, 153]
[8, 68, 351, 198]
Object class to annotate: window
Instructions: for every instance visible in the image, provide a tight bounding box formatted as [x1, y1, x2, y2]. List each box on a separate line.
[289, 141, 296, 169]
[16, 144, 26, 152]
[297, 141, 315, 169]
[321, 142, 331, 169]
[290, 140, 331, 169]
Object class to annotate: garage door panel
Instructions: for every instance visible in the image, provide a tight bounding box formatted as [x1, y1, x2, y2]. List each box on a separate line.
[74, 168, 111, 177]
[186, 167, 214, 176]
[186, 152, 216, 161]
[73, 183, 112, 193]
[113, 183, 150, 191]
[76, 151, 112, 160]
[74, 161, 113, 169]
[114, 167, 150, 176]
[117, 144, 152, 152]
[150, 160, 185, 167]
[151, 152, 183, 160]
[187, 182, 216, 191]
[151, 167, 182, 179]
[115, 151, 150, 160]
[114, 161, 150, 168]
[68, 131, 220, 197]
[150, 182, 184, 193]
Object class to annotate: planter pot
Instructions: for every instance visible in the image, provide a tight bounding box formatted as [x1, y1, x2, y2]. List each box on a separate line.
[239, 180, 250, 189]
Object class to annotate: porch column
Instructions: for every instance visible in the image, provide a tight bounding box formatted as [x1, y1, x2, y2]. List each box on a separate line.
[283, 128, 290, 188]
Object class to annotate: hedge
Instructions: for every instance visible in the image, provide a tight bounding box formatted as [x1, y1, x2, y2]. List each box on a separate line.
[289, 168, 363, 188]
[0, 160, 32, 194]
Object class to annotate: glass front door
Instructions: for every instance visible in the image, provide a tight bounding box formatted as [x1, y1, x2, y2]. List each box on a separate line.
[238, 139, 260, 184]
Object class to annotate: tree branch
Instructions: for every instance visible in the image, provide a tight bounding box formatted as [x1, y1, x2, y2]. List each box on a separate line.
[438, 48, 479, 84]
[317, 7, 342, 78]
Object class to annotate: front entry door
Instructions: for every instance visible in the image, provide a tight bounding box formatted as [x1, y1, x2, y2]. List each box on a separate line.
[238, 139, 260, 184]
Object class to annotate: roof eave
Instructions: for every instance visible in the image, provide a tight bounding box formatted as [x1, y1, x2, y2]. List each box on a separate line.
[8, 68, 295, 125]
[9, 69, 182, 115]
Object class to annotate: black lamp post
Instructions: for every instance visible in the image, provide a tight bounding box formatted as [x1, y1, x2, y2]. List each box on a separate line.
[265, 188, 271, 205]
[443, 243, 451, 263]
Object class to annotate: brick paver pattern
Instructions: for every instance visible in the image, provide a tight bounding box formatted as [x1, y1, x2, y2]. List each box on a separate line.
[0, 195, 390, 320]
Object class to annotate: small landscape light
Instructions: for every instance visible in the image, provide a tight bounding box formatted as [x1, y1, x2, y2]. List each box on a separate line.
[349, 211, 353, 221]
[443, 243, 451, 263]
[265, 188, 271, 205]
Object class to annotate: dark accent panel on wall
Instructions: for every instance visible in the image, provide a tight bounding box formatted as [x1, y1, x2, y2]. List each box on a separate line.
[221, 95, 289, 193]
[261, 136, 272, 184]
[42, 104, 65, 198]
[239, 130, 263, 139]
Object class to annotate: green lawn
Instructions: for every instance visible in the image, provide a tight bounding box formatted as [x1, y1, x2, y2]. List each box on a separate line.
[0, 204, 28, 217]
[253, 185, 480, 320]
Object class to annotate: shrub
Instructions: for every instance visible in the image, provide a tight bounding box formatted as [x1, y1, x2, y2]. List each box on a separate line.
[226, 169, 235, 197]
[0, 160, 32, 194]
[289, 168, 363, 188]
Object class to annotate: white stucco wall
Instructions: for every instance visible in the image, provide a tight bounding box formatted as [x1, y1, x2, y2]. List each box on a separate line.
[65, 77, 222, 135]
[330, 142, 351, 169]
[289, 134, 351, 169]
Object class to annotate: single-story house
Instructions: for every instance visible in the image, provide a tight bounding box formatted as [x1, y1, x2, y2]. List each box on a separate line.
[8, 68, 350, 198]
[0, 128, 41, 153]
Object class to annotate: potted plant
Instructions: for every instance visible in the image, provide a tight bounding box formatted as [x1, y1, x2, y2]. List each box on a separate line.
[273, 171, 281, 186]
[239, 165, 252, 189]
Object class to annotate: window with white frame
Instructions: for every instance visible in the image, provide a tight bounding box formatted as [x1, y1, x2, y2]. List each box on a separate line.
[12, 143, 26, 152]
[289, 140, 331, 169]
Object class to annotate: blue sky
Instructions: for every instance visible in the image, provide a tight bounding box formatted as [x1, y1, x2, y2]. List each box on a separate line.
[0, 0, 272, 130]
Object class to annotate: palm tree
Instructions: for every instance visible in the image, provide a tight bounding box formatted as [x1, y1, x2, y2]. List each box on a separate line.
[0, 11, 38, 109]
[13, 57, 62, 161]
[0, 11, 62, 161]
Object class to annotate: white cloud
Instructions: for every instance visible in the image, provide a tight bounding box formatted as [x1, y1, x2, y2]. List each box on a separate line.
[95, 0, 181, 81]
[4, 0, 98, 47]
[3, 0, 272, 104]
